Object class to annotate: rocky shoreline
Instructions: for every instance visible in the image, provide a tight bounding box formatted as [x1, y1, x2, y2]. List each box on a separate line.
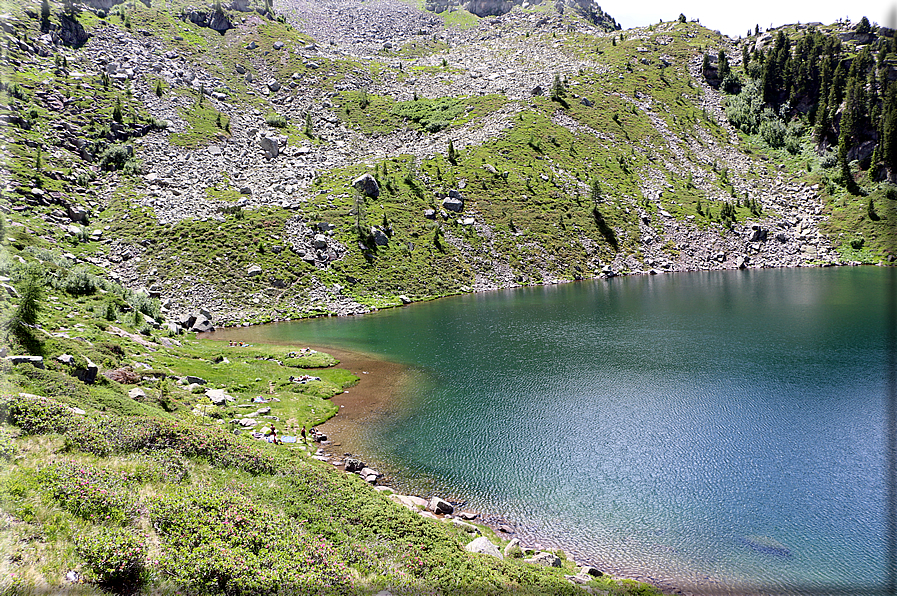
[304, 340, 692, 594]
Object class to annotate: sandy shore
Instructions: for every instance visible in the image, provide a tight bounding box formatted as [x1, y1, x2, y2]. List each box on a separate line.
[313, 345, 410, 457]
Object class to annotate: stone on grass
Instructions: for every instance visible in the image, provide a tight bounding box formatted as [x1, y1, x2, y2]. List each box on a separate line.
[503, 538, 523, 558]
[352, 173, 380, 198]
[525, 552, 561, 567]
[465, 536, 503, 559]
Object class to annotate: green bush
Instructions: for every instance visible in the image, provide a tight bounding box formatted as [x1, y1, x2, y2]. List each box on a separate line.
[724, 78, 762, 133]
[62, 266, 98, 296]
[759, 109, 786, 148]
[40, 462, 139, 524]
[150, 487, 353, 594]
[265, 113, 287, 128]
[0, 429, 17, 460]
[77, 526, 147, 588]
[98, 144, 132, 171]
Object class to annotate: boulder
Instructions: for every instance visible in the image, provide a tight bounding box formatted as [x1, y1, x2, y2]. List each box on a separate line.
[442, 196, 463, 212]
[6, 355, 44, 368]
[205, 388, 234, 405]
[748, 227, 768, 242]
[452, 519, 480, 534]
[128, 387, 146, 399]
[57, 354, 75, 365]
[76, 356, 98, 384]
[464, 536, 503, 559]
[260, 135, 279, 159]
[424, 209, 436, 219]
[428, 496, 454, 515]
[525, 552, 562, 567]
[352, 173, 380, 198]
[266, 78, 281, 92]
[185, 375, 207, 385]
[57, 13, 89, 46]
[313, 234, 328, 249]
[579, 566, 603, 577]
[190, 315, 214, 333]
[184, 9, 234, 33]
[503, 538, 522, 558]
[735, 256, 746, 269]
[344, 457, 365, 473]
[178, 313, 197, 329]
[247, 264, 263, 276]
[371, 227, 389, 246]
[66, 204, 88, 223]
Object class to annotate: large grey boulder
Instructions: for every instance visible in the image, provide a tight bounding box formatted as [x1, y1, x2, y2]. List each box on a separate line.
[190, 315, 214, 333]
[260, 135, 279, 159]
[345, 457, 365, 473]
[247, 264, 263, 276]
[503, 538, 522, 558]
[352, 173, 380, 198]
[76, 356, 98, 384]
[465, 537, 503, 559]
[428, 496, 454, 515]
[371, 227, 389, 246]
[748, 227, 768, 242]
[56, 13, 89, 46]
[183, 9, 234, 33]
[442, 191, 464, 212]
[205, 388, 234, 405]
[6, 355, 44, 368]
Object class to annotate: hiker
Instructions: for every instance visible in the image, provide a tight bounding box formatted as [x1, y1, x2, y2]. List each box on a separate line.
[301, 425, 307, 444]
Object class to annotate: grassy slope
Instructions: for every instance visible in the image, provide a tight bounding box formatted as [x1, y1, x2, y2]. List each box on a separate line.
[3, 0, 892, 328]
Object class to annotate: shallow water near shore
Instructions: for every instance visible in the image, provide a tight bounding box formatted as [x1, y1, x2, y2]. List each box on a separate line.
[218, 267, 894, 594]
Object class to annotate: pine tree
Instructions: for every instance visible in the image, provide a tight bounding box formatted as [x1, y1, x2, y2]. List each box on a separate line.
[6, 265, 44, 340]
[880, 83, 897, 175]
[112, 96, 122, 123]
[304, 112, 313, 137]
[717, 50, 730, 81]
[550, 73, 566, 101]
[447, 139, 457, 164]
[40, 0, 50, 20]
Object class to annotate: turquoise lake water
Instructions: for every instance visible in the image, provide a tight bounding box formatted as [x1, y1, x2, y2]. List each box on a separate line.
[225, 267, 895, 594]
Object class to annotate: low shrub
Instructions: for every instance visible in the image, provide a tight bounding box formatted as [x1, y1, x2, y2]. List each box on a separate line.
[265, 113, 287, 128]
[61, 266, 98, 296]
[39, 462, 140, 524]
[150, 487, 353, 594]
[77, 526, 147, 588]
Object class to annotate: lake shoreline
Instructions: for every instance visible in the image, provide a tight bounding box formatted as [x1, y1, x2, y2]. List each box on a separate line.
[307, 344, 689, 595]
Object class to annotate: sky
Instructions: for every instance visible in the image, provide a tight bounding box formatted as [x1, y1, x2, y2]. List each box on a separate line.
[598, 0, 897, 38]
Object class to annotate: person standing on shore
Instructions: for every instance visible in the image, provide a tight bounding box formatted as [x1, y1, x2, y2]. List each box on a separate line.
[301, 425, 307, 444]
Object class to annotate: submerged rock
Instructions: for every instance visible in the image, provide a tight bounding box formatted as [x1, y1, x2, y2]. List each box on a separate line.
[740, 535, 791, 557]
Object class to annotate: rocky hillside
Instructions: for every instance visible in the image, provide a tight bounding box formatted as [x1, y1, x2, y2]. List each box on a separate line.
[0, 0, 892, 333]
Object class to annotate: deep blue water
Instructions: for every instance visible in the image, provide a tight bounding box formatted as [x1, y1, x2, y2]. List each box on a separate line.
[227, 267, 894, 594]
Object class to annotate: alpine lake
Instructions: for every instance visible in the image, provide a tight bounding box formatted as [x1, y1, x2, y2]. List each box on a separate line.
[211, 266, 894, 595]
